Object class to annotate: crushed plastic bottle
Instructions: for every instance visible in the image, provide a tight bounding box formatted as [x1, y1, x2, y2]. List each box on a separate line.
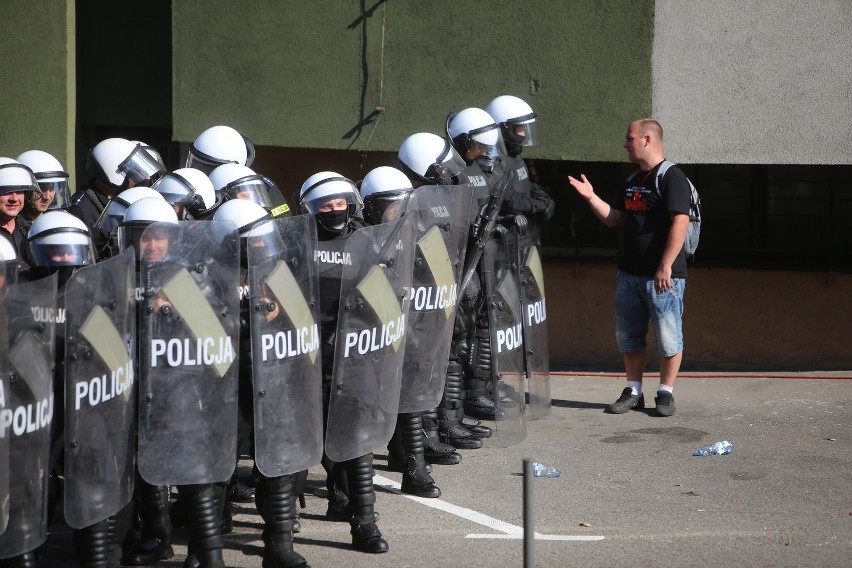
[694, 440, 734, 456]
[532, 462, 561, 477]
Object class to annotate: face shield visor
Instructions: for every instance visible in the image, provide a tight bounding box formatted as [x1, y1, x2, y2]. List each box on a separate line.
[221, 175, 276, 209]
[363, 190, 413, 224]
[119, 222, 174, 263]
[117, 145, 167, 189]
[240, 215, 285, 261]
[32, 175, 71, 210]
[421, 140, 467, 185]
[29, 228, 95, 267]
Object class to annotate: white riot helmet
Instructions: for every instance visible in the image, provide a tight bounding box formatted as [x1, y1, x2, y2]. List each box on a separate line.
[118, 197, 179, 260]
[213, 198, 281, 261]
[94, 186, 165, 234]
[209, 163, 278, 210]
[446, 108, 500, 166]
[396, 133, 466, 186]
[486, 95, 537, 156]
[186, 125, 255, 173]
[153, 168, 216, 219]
[0, 237, 18, 284]
[298, 172, 362, 235]
[0, 158, 39, 195]
[27, 210, 95, 267]
[86, 138, 166, 189]
[359, 166, 414, 224]
[16, 150, 72, 210]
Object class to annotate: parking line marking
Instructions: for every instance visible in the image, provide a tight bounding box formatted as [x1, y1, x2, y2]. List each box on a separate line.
[373, 474, 605, 542]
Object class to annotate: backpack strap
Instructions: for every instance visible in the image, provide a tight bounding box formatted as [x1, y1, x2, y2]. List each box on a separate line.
[654, 160, 675, 196]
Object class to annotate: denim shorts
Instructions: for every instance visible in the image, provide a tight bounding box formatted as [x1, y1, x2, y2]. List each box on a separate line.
[614, 270, 685, 357]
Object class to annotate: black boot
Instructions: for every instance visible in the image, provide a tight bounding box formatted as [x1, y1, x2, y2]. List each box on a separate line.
[460, 414, 492, 438]
[122, 481, 173, 565]
[0, 551, 37, 568]
[321, 454, 351, 522]
[255, 474, 309, 568]
[398, 412, 441, 498]
[74, 514, 124, 568]
[421, 409, 462, 465]
[438, 362, 482, 449]
[178, 483, 226, 568]
[347, 454, 389, 553]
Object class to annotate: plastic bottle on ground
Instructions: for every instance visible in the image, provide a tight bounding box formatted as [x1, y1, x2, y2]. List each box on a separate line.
[694, 440, 734, 456]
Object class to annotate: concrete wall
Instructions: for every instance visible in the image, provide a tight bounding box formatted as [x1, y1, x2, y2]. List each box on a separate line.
[545, 263, 852, 371]
[171, 0, 653, 161]
[0, 0, 74, 176]
[653, 1, 852, 165]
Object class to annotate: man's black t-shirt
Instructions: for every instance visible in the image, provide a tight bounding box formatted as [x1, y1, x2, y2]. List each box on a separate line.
[613, 161, 691, 278]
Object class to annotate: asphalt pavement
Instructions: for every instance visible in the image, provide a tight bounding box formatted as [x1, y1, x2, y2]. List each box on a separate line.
[39, 373, 852, 567]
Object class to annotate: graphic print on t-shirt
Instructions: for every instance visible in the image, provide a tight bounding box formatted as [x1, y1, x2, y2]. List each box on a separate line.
[624, 184, 654, 213]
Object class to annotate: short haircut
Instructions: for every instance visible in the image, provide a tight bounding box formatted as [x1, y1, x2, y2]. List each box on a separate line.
[633, 119, 664, 142]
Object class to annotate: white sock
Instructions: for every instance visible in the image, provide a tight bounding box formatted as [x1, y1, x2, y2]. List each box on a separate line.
[627, 381, 642, 396]
[657, 384, 674, 394]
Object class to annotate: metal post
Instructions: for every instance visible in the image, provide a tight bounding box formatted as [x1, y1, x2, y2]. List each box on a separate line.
[523, 458, 534, 568]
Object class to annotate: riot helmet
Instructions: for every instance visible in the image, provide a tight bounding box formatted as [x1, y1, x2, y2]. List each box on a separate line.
[0, 158, 39, 195]
[86, 138, 166, 190]
[153, 168, 217, 220]
[186, 125, 256, 173]
[209, 163, 278, 210]
[298, 172, 362, 236]
[118, 197, 179, 262]
[130, 140, 167, 170]
[94, 186, 165, 235]
[486, 95, 537, 157]
[446, 108, 500, 168]
[397, 133, 466, 186]
[212, 198, 281, 261]
[27, 210, 96, 267]
[16, 150, 71, 211]
[359, 166, 414, 224]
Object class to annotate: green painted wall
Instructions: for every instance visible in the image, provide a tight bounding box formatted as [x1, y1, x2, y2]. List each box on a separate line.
[0, 0, 73, 169]
[172, 0, 653, 162]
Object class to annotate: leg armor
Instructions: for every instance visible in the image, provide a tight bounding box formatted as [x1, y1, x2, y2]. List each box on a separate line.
[74, 510, 128, 568]
[255, 474, 309, 568]
[0, 552, 37, 568]
[438, 362, 482, 449]
[346, 454, 389, 554]
[465, 326, 498, 419]
[178, 483, 226, 568]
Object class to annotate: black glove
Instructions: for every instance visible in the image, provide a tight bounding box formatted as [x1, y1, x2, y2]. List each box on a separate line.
[498, 214, 528, 236]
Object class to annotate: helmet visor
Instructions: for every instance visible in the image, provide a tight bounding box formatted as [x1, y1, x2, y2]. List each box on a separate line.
[222, 175, 274, 208]
[30, 179, 71, 210]
[29, 229, 95, 267]
[505, 117, 537, 147]
[118, 145, 166, 187]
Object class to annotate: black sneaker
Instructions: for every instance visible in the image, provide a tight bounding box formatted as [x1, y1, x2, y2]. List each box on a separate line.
[606, 387, 644, 414]
[654, 391, 676, 417]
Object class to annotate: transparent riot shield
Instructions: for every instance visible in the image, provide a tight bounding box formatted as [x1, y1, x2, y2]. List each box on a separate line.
[519, 227, 551, 419]
[137, 221, 240, 486]
[247, 214, 323, 477]
[0, 275, 56, 558]
[325, 214, 416, 462]
[483, 230, 527, 446]
[397, 186, 470, 412]
[63, 248, 136, 529]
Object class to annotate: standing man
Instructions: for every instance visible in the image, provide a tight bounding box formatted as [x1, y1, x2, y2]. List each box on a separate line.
[568, 119, 690, 417]
[0, 159, 39, 268]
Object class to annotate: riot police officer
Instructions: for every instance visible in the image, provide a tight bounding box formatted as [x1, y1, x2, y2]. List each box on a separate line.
[185, 125, 255, 175]
[15, 150, 72, 221]
[299, 172, 395, 554]
[152, 168, 218, 221]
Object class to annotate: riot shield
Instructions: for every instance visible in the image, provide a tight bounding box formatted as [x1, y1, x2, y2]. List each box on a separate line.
[482, 230, 527, 446]
[519, 227, 551, 419]
[397, 186, 470, 412]
[63, 248, 136, 529]
[247, 214, 323, 477]
[0, 275, 56, 558]
[325, 214, 416, 462]
[137, 220, 240, 486]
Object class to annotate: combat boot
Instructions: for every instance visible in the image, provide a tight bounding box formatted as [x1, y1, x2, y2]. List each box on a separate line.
[255, 474, 309, 567]
[346, 454, 389, 553]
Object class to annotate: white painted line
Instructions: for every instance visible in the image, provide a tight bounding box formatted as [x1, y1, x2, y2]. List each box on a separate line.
[373, 474, 604, 542]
